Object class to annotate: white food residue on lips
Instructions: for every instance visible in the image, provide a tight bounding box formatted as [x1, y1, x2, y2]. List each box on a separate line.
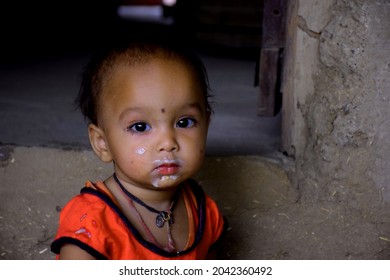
[161, 175, 179, 182]
[152, 175, 179, 188]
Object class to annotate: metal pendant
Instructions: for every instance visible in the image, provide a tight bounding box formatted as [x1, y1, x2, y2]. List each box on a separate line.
[156, 211, 174, 228]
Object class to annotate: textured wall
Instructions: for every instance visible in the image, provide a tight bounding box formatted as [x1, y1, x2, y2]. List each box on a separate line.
[285, 0, 390, 210]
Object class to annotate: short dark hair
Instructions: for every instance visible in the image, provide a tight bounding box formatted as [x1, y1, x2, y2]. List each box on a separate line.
[75, 39, 213, 125]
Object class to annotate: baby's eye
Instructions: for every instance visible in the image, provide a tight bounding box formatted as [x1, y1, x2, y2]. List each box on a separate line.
[177, 117, 197, 128]
[127, 122, 151, 133]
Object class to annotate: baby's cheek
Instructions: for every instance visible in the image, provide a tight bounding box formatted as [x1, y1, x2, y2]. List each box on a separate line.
[129, 147, 149, 166]
[125, 148, 146, 166]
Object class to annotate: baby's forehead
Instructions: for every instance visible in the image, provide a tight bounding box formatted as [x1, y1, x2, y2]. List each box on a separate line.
[106, 55, 199, 83]
[96, 55, 208, 119]
[101, 56, 204, 98]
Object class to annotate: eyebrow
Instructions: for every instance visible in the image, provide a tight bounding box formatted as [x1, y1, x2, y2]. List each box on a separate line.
[183, 102, 204, 113]
[118, 107, 145, 122]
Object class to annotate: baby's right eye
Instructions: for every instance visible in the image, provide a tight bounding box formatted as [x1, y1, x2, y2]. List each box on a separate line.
[127, 122, 151, 133]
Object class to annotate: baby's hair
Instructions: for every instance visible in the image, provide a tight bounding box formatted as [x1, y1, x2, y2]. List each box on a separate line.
[76, 39, 213, 125]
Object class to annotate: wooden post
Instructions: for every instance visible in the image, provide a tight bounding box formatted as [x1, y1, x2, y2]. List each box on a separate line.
[257, 0, 287, 116]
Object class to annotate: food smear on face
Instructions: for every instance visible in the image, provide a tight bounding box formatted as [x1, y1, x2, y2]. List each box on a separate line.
[136, 147, 146, 155]
[152, 175, 179, 188]
[151, 159, 183, 187]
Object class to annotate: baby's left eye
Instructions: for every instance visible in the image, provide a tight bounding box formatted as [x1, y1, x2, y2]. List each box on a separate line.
[177, 118, 197, 128]
[127, 122, 151, 133]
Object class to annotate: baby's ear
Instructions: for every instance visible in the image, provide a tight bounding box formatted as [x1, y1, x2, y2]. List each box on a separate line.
[88, 124, 113, 163]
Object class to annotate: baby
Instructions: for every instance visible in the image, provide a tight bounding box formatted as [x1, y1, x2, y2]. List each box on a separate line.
[50, 40, 226, 259]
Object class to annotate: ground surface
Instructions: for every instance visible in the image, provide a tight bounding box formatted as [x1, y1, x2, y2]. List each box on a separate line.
[1, 145, 389, 260]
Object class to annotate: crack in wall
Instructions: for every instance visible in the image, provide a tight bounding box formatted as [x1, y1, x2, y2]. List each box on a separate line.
[297, 15, 321, 39]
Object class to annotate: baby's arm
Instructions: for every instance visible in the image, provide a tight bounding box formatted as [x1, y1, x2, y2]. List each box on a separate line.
[58, 244, 96, 260]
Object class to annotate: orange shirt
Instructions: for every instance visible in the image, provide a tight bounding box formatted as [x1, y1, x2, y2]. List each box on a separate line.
[51, 179, 226, 259]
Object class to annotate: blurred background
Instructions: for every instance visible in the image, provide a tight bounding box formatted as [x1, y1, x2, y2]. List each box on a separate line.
[0, 0, 281, 156]
[1, 0, 264, 58]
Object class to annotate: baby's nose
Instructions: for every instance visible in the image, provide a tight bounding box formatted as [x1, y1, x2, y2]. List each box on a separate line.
[157, 129, 179, 152]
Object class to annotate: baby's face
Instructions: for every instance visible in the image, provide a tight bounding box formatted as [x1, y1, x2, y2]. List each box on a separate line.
[97, 58, 209, 190]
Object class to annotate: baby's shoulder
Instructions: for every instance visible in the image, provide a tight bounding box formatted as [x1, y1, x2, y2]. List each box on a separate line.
[59, 181, 117, 222]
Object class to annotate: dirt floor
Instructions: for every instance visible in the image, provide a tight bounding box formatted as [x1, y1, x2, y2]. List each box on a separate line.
[0, 145, 389, 260]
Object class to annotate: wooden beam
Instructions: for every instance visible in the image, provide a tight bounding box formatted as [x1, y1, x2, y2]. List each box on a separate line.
[257, 0, 287, 116]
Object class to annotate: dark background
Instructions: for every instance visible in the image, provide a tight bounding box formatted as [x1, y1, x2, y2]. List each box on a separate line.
[0, 1, 263, 61]
[1, 1, 123, 60]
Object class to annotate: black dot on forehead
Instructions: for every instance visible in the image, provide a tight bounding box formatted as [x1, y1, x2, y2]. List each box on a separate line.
[161, 108, 165, 113]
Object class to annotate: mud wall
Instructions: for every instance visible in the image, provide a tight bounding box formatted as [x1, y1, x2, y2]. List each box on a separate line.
[282, 0, 390, 210]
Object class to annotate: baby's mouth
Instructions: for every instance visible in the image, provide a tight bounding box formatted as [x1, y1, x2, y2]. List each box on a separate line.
[156, 163, 180, 175]
[154, 159, 182, 176]
[151, 159, 183, 188]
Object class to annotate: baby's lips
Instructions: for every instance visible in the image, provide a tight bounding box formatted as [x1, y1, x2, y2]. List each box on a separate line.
[156, 164, 180, 175]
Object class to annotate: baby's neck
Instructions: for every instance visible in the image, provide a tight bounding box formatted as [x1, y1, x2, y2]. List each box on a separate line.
[105, 175, 180, 210]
